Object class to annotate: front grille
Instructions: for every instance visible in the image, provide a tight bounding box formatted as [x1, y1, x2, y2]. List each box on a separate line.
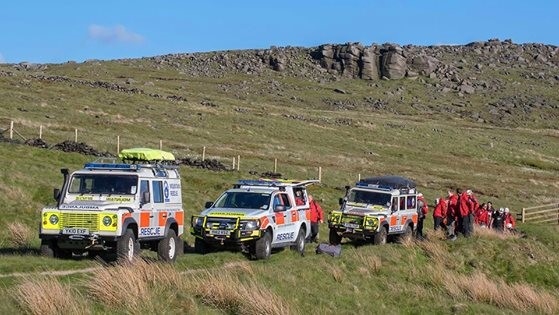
[205, 217, 238, 230]
[60, 213, 99, 231]
[341, 215, 364, 225]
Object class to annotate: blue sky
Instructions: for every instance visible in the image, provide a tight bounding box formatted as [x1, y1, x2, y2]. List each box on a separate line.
[0, 0, 557, 64]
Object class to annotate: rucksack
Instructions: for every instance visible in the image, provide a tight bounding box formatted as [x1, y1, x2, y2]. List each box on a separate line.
[316, 243, 342, 257]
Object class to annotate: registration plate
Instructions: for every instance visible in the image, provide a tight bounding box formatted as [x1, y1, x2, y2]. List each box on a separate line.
[343, 223, 359, 229]
[62, 228, 89, 235]
[209, 230, 231, 236]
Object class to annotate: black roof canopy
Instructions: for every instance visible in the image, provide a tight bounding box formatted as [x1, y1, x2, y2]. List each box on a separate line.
[359, 175, 416, 189]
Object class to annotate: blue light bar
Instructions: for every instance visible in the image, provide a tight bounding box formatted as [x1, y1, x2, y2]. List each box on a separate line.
[236, 179, 282, 187]
[84, 162, 139, 170]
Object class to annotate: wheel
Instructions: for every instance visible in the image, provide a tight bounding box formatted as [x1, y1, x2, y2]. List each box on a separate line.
[396, 225, 413, 243]
[254, 231, 272, 260]
[157, 230, 178, 263]
[194, 237, 209, 254]
[329, 228, 342, 245]
[290, 228, 306, 254]
[116, 229, 138, 263]
[40, 240, 55, 258]
[373, 226, 388, 245]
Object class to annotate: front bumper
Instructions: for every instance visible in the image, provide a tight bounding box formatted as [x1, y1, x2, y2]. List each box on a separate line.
[39, 233, 120, 250]
[190, 227, 261, 244]
[329, 224, 379, 240]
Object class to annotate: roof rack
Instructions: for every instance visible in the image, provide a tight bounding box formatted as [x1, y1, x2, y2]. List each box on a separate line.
[234, 179, 320, 188]
[356, 175, 416, 190]
[118, 148, 176, 164]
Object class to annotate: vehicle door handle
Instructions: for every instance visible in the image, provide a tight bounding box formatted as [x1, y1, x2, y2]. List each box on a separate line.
[162, 214, 167, 218]
[150, 215, 154, 218]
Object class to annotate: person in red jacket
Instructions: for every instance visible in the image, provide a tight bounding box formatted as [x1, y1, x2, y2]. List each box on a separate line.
[458, 189, 474, 237]
[308, 195, 324, 243]
[433, 197, 447, 231]
[416, 193, 429, 239]
[475, 203, 490, 227]
[446, 190, 459, 240]
[503, 207, 516, 232]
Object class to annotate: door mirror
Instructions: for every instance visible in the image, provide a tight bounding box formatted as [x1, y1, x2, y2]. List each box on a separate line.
[142, 191, 150, 204]
[338, 197, 344, 206]
[204, 201, 214, 209]
[53, 188, 60, 201]
[274, 205, 286, 212]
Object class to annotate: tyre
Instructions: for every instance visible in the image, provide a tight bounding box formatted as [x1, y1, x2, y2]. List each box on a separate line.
[157, 229, 178, 263]
[329, 228, 342, 245]
[396, 225, 413, 243]
[254, 231, 271, 260]
[194, 237, 209, 255]
[40, 240, 55, 258]
[116, 229, 138, 263]
[290, 228, 306, 254]
[373, 226, 388, 245]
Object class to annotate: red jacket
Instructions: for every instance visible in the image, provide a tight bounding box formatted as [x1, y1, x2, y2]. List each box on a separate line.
[418, 196, 429, 215]
[433, 198, 447, 218]
[447, 193, 459, 218]
[309, 200, 323, 223]
[475, 208, 490, 226]
[504, 213, 516, 229]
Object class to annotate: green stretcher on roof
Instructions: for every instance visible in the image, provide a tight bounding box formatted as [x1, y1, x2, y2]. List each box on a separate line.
[119, 148, 175, 161]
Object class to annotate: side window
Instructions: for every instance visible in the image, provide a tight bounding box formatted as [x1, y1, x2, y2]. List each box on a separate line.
[392, 197, 398, 211]
[152, 181, 164, 203]
[273, 195, 283, 210]
[293, 188, 305, 205]
[399, 197, 406, 211]
[280, 193, 292, 209]
[140, 180, 149, 198]
[407, 196, 416, 210]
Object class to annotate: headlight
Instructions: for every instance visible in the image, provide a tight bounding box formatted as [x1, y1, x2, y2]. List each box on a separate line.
[242, 220, 259, 231]
[102, 216, 112, 227]
[193, 217, 204, 227]
[364, 217, 379, 229]
[49, 214, 59, 225]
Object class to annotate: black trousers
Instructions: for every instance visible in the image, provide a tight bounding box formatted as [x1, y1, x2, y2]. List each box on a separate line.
[311, 222, 319, 241]
[417, 217, 425, 238]
[433, 216, 446, 230]
[461, 214, 472, 237]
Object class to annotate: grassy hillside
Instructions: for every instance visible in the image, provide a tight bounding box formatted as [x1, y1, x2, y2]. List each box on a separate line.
[0, 43, 558, 314]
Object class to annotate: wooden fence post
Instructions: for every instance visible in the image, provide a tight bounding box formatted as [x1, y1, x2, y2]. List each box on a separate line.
[159, 140, 162, 150]
[202, 146, 206, 161]
[358, 173, 361, 181]
[237, 155, 240, 171]
[9, 121, 13, 139]
[232, 157, 236, 170]
[274, 158, 277, 173]
[318, 166, 322, 182]
[117, 136, 120, 154]
[74, 128, 78, 142]
[522, 208, 525, 223]
[39, 125, 43, 139]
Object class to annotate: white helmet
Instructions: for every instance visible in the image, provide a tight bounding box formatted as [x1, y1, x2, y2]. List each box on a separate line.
[499, 207, 504, 213]
[504, 208, 510, 213]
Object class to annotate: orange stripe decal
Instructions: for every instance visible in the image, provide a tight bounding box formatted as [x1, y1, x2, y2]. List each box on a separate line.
[305, 209, 311, 220]
[275, 213, 285, 225]
[260, 217, 270, 229]
[175, 210, 184, 226]
[140, 212, 151, 227]
[390, 216, 397, 226]
[291, 210, 299, 222]
[121, 212, 132, 223]
[158, 212, 167, 227]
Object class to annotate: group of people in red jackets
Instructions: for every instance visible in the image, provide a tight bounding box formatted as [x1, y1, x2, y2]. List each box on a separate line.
[431, 188, 516, 239]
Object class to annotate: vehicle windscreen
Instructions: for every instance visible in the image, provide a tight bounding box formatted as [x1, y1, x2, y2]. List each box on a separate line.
[68, 174, 138, 195]
[347, 189, 391, 207]
[213, 191, 271, 210]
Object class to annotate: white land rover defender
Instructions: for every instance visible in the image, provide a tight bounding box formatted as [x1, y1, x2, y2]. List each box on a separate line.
[39, 148, 184, 262]
[191, 179, 319, 260]
[329, 176, 418, 245]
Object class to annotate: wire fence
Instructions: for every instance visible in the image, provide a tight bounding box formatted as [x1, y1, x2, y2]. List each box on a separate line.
[1, 120, 324, 180]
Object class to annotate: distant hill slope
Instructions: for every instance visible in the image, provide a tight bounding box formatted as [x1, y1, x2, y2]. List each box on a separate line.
[2, 39, 558, 129]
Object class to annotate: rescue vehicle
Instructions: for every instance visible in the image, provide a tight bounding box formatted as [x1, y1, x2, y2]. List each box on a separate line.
[190, 179, 319, 260]
[328, 175, 418, 245]
[39, 148, 184, 262]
